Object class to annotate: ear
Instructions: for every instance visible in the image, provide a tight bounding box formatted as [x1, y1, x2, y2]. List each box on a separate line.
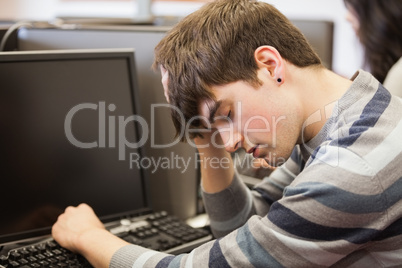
[254, 46, 285, 85]
[160, 65, 170, 103]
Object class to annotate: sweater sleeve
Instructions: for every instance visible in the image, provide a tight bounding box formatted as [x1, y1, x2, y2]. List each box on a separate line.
[202, 146, 303, 238]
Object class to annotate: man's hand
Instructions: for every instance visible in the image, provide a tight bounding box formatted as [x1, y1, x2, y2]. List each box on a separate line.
[159, 65, 234, 193]
[52, 203, 104, 253]
[52, 204, 130, 268]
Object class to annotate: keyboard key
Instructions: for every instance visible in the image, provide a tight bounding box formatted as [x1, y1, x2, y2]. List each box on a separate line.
[9, 251, 21, 260]
[0, 255, 8, 265]
[8, 260, 20, 268]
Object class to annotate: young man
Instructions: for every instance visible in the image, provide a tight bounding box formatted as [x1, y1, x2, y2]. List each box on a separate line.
[52, 0, 402, 267]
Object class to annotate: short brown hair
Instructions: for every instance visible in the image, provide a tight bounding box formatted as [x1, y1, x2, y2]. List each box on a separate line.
[153, 0, 322, 139]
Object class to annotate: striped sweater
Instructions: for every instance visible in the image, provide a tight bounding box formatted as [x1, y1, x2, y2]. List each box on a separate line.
[110, 70, 402, 267]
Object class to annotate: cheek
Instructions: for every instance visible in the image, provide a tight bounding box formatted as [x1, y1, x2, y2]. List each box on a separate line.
[240, 108, 273, 136]
[243, 117, 270, 131]
[240, 103, 285, 136]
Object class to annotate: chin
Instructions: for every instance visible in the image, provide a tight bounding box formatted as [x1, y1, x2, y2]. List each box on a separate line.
[263, 156, 287, 168]
[263, 147, 292, 167]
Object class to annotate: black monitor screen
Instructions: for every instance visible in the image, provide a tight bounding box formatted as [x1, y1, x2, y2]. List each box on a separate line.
[0, 49, 148, 244]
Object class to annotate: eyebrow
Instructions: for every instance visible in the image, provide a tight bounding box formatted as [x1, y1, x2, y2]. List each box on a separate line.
[208, 100, 222, 124]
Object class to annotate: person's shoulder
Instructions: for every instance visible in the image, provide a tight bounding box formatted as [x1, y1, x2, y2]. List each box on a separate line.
[384, 57, 402, 97]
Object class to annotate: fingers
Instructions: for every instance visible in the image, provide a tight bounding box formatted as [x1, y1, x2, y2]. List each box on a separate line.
[52, 203, 104, 253]
[64, 203, 89, 213]
[64, 206, 75, 213]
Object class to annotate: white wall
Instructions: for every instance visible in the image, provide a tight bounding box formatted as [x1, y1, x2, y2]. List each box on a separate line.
[0, 0, 363, 77]
[0, 0, 57, 21]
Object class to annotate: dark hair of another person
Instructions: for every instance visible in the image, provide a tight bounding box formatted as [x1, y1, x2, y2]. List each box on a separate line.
[344, 0, 402, 83]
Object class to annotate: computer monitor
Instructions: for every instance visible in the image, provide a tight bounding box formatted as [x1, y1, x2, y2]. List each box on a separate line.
[16, 26, 200, 220]
[0, 48, 150, 244]
[291, 19, 334, 69]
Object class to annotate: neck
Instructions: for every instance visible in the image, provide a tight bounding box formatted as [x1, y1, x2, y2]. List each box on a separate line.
[287, 65, 353, 143]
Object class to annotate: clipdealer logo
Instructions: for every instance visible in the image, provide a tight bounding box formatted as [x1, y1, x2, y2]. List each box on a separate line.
[64, 100, 342, 169]
[64, 102, 188, 161]
[64, 101, 149, 161]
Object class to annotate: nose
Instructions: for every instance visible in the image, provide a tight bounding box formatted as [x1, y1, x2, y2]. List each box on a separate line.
[219, 129, 243, 153]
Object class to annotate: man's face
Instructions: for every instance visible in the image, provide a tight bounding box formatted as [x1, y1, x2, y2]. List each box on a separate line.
[198, 68, 303, 167]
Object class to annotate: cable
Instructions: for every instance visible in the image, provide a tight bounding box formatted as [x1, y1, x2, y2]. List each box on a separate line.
[0, 21, 33, 51]
[0, 19, 71, 52]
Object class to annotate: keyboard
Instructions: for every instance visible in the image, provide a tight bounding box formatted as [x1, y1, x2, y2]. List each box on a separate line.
[0, 212, 212, 268]
[0, 240, 91, 268]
